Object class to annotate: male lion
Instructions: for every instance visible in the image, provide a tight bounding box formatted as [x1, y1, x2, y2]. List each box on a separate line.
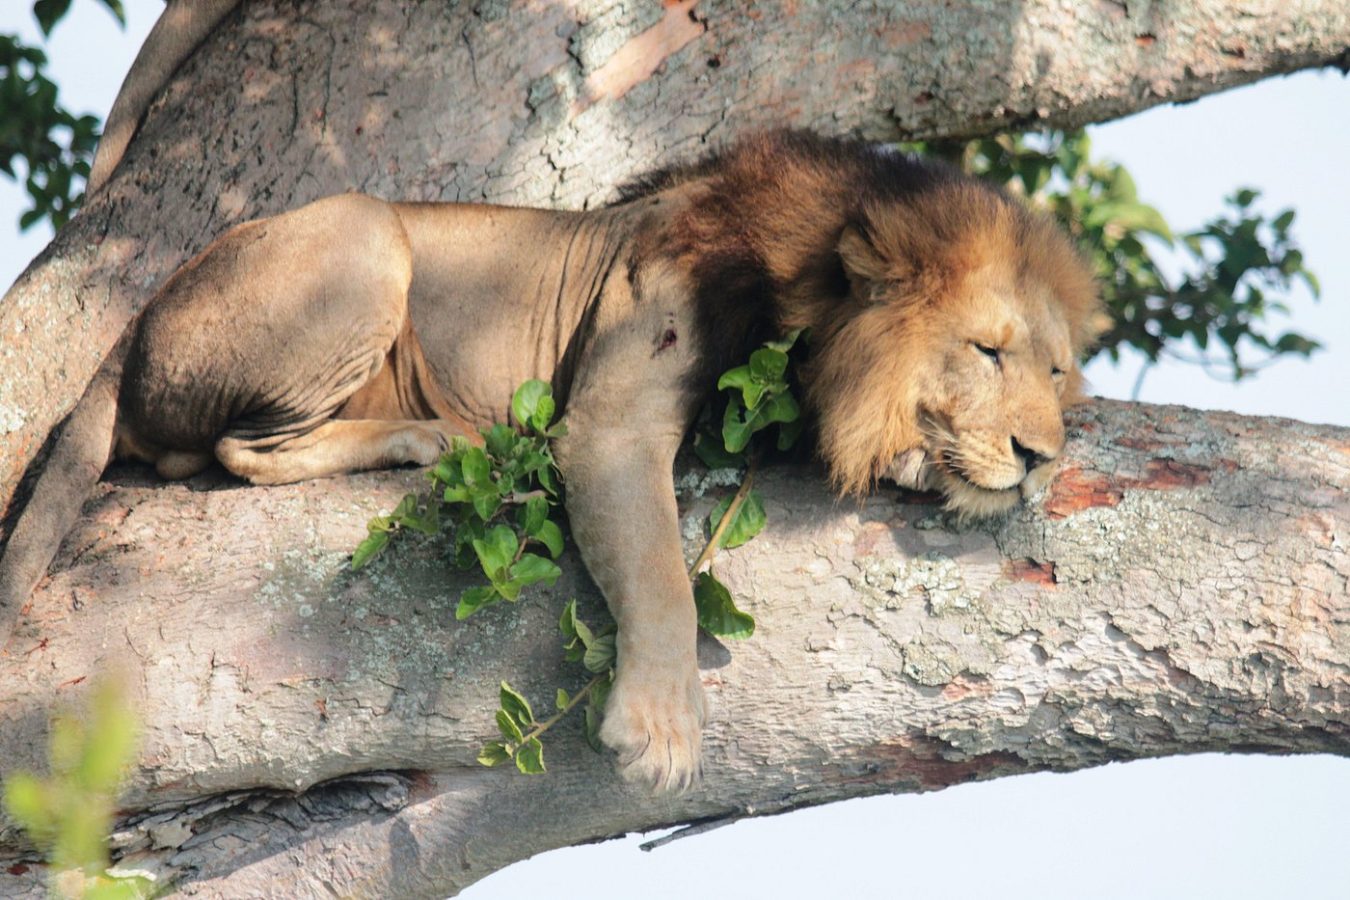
[0, 132, 1104, 791]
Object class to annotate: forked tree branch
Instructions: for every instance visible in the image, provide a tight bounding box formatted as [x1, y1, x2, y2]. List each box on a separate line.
[1, 1, 1348, 895]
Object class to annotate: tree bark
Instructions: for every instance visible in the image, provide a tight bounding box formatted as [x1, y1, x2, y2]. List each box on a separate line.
[2, 1, 1349, 895]
[2, 0, 1348, 512]
[1, 400, 1347, 896]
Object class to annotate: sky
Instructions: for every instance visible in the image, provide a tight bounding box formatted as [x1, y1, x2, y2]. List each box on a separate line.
[1, 4, 1346, 899]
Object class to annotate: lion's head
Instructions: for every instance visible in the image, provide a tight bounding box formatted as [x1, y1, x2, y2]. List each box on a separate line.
[799, 179, 1107, 517]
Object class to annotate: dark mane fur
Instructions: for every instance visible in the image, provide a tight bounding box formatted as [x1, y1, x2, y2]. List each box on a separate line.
[614, 130, 1004, 378]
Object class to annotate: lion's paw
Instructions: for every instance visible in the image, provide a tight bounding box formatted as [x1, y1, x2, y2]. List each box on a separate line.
[397, 425, 451, 467]
[600, 667, 707, 794]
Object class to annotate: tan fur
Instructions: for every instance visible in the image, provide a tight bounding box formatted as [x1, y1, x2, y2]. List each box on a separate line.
[1, 132, 1103, 793]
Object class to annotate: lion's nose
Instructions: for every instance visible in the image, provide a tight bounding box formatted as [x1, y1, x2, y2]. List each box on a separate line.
[1011, 437, 1054, 472]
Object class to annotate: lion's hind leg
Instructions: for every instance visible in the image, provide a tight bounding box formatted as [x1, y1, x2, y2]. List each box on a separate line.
[215, 418, 471, 486]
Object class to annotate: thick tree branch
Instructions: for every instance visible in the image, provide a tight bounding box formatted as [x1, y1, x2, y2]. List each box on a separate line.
[2, 0, 1348, 512]
[1, 400, 1347, 896]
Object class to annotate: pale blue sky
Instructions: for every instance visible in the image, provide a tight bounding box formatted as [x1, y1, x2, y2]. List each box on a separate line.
[2, 4, 1346, 899]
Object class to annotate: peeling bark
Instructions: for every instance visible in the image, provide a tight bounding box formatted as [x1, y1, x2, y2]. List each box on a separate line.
[2, 0, 1349, 511]
[1, 401, 1347, 896]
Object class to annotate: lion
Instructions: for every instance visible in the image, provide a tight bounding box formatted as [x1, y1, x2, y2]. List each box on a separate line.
[0, 131, 1105, 792]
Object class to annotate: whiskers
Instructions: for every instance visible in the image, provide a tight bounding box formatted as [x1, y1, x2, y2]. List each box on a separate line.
[913, 411, 1023, 518]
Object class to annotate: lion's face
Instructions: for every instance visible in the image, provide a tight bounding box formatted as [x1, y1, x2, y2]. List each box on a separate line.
[803, 185, 1105, 517]
[899, 262, 1078, 517]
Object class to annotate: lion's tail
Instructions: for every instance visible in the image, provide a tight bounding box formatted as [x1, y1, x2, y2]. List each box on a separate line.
[0, 338, 127, 635]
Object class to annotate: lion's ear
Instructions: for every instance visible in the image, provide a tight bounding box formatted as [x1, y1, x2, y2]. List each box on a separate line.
[837, 224, 890, 300]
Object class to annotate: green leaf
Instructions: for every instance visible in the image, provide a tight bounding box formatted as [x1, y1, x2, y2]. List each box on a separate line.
[1105, 165, 1138, 204]
[495, 708, 524, 743]
[708, 490, 767, 549]
[509, 553, 562, 587]
[694, 431, 747, 469]
[740, 380, 770, 410]
[2, 772, 52, 837]
[515, 737, 545, 774]
[461, 446, 491, 488]
[533, 519, 565, 559]
[391, 493, 418, 521]
[499, 681, 535, 727]
[748, 347, 788, 384]
[472, 525, 518, 580]
[33, 0, 74, 36]
[776, 415, 805, 451]
[484, 423, 517, 460]
[555, 688, 570, 711]
[1273, 332, 1320, 356]
[521, 495, 549, 535]
[760, 392, 800, 425]
[471, 489, 501, 522]
[537, 463, 560, 496]
[584, 674, 614, 753]
[583, 632, 617, 673]
[350, 530, 390, 570]
[494, 577, 526, 602]
[722, 402, 754, 454]
[693, 571, 756, 639]
[477, 743, 512, 768]
[511, 380, 552, 429]
[716, 365, 753, 392]
[431, 453, 463, 487]
[560, 599, 596, 652]
[560, 599, 580, 640]
[530, 395, 557, 433]
[78, 691, 137, 793]
[477, 741, 511, 767]
[455, 585, 498, 619]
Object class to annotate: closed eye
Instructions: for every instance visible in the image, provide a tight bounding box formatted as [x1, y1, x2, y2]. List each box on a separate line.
[1051, 365, 1066, 380]
[973, 343, 1002, 367]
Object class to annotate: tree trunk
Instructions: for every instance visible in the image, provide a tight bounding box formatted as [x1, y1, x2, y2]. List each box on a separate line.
[2, 0, 1348, 511]
[2, 1, 1349, 895]
[1, 400, 1347, 896]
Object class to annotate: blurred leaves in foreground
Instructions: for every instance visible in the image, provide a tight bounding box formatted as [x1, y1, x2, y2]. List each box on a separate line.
[3, 678, 151, 899]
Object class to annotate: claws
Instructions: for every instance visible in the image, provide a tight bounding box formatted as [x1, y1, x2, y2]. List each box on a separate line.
[600, 668, 706, 794]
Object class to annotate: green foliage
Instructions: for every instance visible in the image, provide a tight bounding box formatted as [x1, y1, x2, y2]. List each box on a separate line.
[705, 329, 805, 460]
[693, 571, 754, 640]
[904, 131, 1321, 383]
[1, 1, 125, 232]
[352, 380, 566, 621]
[685, 329, 806, 641]
[440, 334, 796, 773]
[2, 679, 153, 899]
[707, 490, 766, 550]
[477, 601, 617, 773]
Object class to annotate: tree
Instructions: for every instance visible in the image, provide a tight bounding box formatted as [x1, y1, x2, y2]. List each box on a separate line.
[1, 2, 1348, 895]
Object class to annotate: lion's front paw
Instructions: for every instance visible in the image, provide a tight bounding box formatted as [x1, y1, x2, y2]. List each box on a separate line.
[600, 666, 707, 793]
